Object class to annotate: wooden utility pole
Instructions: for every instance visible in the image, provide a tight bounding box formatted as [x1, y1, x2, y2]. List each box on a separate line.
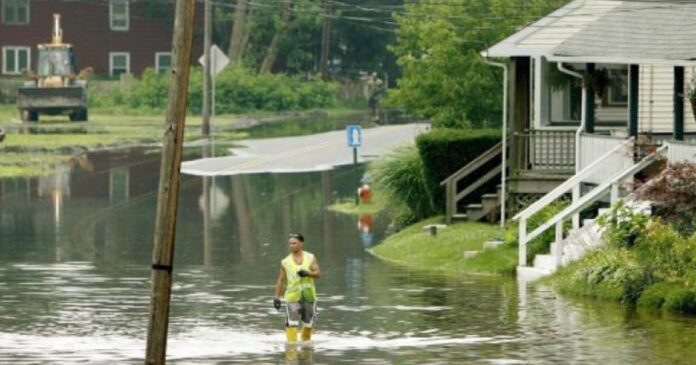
[202, 0, 212, 137]
[319, 0, 331, 80]
[144, 0, 197, 364]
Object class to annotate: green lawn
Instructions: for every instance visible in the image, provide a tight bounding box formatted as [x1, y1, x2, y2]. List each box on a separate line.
[369, 216, 517, 276]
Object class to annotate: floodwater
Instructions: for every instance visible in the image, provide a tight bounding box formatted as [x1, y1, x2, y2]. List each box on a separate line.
[2, 147, 696, 364]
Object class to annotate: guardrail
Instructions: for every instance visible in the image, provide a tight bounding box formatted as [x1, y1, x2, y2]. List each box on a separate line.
[666, 139, 696, 164]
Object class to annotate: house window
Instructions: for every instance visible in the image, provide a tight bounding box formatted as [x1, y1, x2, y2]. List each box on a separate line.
[155, 52, 171, 74]
[110, 0, 129, 31]
[2, 46, 30, 75]
[109, 52, 130, 76]
[545, 61, 582, 125]
[605, 68, 628, 106]
[2, 0, 29, 25]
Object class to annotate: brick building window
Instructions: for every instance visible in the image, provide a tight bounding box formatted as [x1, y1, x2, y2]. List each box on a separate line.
[155, 52, 171, 74]
[110, 0, 129, 31]
[109, 52, 130, 76]
[2, 46, 30, 75]
[2, 0, 29, 25]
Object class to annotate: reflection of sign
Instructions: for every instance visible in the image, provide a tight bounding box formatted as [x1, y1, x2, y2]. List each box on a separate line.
[198, 45, 229, 77]
[346, 125, 362, 148]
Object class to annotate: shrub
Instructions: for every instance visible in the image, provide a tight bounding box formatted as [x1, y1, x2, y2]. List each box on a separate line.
[634, 221, 696, 281]
[370, 146, 436, 225]
[558, 247, 652, 304]
[598, 200, 650, 249]
[636, 162, 696, 234]
[639, 282, 696, 313]
[415, 128, 501, 211]
[90, 66, 338, 114]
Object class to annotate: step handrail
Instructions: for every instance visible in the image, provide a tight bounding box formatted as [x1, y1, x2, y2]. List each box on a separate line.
[513, 137, 633, 221]
[440, 141, 503, 186]
[518, 144, 667, 267]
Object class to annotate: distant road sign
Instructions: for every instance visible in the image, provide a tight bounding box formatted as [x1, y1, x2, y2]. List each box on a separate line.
[347, 125, 362, 148]
[198, 45, 229, 77]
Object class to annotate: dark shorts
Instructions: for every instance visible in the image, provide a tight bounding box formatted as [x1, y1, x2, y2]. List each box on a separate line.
[286, 301, 316, 328]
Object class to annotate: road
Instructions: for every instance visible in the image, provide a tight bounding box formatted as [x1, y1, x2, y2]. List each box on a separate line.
[181, 123, 429, 176]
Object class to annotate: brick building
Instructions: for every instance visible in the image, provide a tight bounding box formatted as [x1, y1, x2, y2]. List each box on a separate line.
[0, 0, 204, 77]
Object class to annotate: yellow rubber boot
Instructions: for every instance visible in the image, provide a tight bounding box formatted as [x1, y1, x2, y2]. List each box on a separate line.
[286, 327, 298, 343]
[301, 327, 312, 341]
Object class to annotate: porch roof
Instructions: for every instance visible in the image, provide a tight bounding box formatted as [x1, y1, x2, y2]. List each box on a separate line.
[483, 0, 620, 58]
[550, 1, 696, 66]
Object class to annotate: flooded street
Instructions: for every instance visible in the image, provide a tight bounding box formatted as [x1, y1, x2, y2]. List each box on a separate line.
[2, 148, 696, 364]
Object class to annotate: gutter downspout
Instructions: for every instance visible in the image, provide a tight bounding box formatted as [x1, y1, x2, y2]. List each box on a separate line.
[557, 62, 585, 173]
[557, 62, 585, 230]
[484, 58, 508, 228]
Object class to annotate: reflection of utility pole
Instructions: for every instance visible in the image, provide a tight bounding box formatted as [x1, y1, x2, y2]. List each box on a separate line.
[202, 176, 212, 266]
[232, 175, 253, 262]
[202, 0, 212, 137]
[145, 0, 197, 363]
[321, 170, 334, 260]
[319, 0, 331, 80]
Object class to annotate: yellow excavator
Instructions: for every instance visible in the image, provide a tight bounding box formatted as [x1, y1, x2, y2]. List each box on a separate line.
[17, 14, 91, 122]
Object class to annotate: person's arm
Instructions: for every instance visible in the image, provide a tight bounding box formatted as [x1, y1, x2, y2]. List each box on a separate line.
[308, 257, 321, 278]
[275, 264, 287, 298]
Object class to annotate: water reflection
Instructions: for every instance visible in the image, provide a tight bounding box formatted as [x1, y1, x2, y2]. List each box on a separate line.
[2, 148, 696, 363]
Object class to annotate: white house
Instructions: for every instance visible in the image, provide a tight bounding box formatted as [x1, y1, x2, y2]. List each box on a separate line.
[444, 0, 696, 279]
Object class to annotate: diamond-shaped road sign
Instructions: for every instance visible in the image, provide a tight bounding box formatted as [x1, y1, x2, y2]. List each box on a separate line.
[198, 45, 229, 77]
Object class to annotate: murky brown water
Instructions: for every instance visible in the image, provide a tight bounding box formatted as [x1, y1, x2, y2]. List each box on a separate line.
[1, 147, 696, 364]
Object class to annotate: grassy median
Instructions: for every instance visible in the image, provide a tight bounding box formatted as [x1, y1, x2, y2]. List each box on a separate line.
[368, 216, 517, 276]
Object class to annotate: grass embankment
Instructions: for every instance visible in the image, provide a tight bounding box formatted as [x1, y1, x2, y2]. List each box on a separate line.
[329, 191, 386, 215]
[369, 216, 517, 276]
[543, 201, 696, 315]
[0, 104, 364, 178]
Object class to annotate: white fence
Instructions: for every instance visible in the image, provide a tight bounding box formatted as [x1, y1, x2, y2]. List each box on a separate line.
[578, 134, 634, 184]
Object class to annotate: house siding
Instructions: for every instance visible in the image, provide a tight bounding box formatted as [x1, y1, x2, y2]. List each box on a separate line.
[636, 65, 696, 134]
[0, 0, 203, 76]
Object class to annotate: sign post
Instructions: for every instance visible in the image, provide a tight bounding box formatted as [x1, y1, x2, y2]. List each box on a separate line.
[198, 45, 229, 154]
[346, 125, 362, 205]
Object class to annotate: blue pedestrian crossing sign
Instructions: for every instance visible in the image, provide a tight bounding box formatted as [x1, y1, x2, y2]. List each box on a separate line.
[347, 125, 362, 148]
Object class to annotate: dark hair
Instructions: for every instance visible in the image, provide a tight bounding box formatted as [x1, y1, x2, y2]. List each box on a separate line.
[288, 233, 305, 242]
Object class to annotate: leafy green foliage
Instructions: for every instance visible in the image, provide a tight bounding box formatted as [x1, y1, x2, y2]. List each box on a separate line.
[387, 0, 568, 127]
[415, 128, 501, 209]
[370, 146, 436, 225]
[526, 202, 570, 264]
[549, 203, 696, 314]
[598, 200, 650, 249]
[90, 67, 338, 114]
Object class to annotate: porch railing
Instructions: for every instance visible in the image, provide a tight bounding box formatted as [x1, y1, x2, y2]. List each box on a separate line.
[578, 133, 634, 184]
[441, 141, 504, 224]
[512, 137, 634, 267]
[514, 129, 575, 172]
[666, 140, 696, 164]
[517, 144, 666, 268]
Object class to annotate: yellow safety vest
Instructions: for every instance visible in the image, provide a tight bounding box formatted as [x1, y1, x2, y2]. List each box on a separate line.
[282, 251, 317, 302]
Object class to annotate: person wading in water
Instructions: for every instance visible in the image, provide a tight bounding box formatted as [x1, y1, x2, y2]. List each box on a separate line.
[274, 233, 321, 343]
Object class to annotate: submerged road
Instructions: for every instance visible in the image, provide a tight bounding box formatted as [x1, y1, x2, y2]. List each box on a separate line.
[182, 123, 429, 176]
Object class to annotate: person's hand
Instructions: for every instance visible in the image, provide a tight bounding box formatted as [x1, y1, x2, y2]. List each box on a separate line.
[297, 269, 310, 278]
[273, 298, 281, 310]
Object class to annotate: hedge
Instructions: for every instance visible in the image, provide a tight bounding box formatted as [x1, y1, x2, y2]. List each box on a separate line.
[415, 128, 502, 211]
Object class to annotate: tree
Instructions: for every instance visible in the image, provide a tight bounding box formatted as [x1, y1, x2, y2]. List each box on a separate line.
[388, 0, 568, 128]
[227, 0, 249, 63]
[260, 0, 295, 74]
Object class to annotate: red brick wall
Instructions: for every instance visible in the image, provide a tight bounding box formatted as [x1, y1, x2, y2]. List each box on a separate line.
[0, 0, 204, 76]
